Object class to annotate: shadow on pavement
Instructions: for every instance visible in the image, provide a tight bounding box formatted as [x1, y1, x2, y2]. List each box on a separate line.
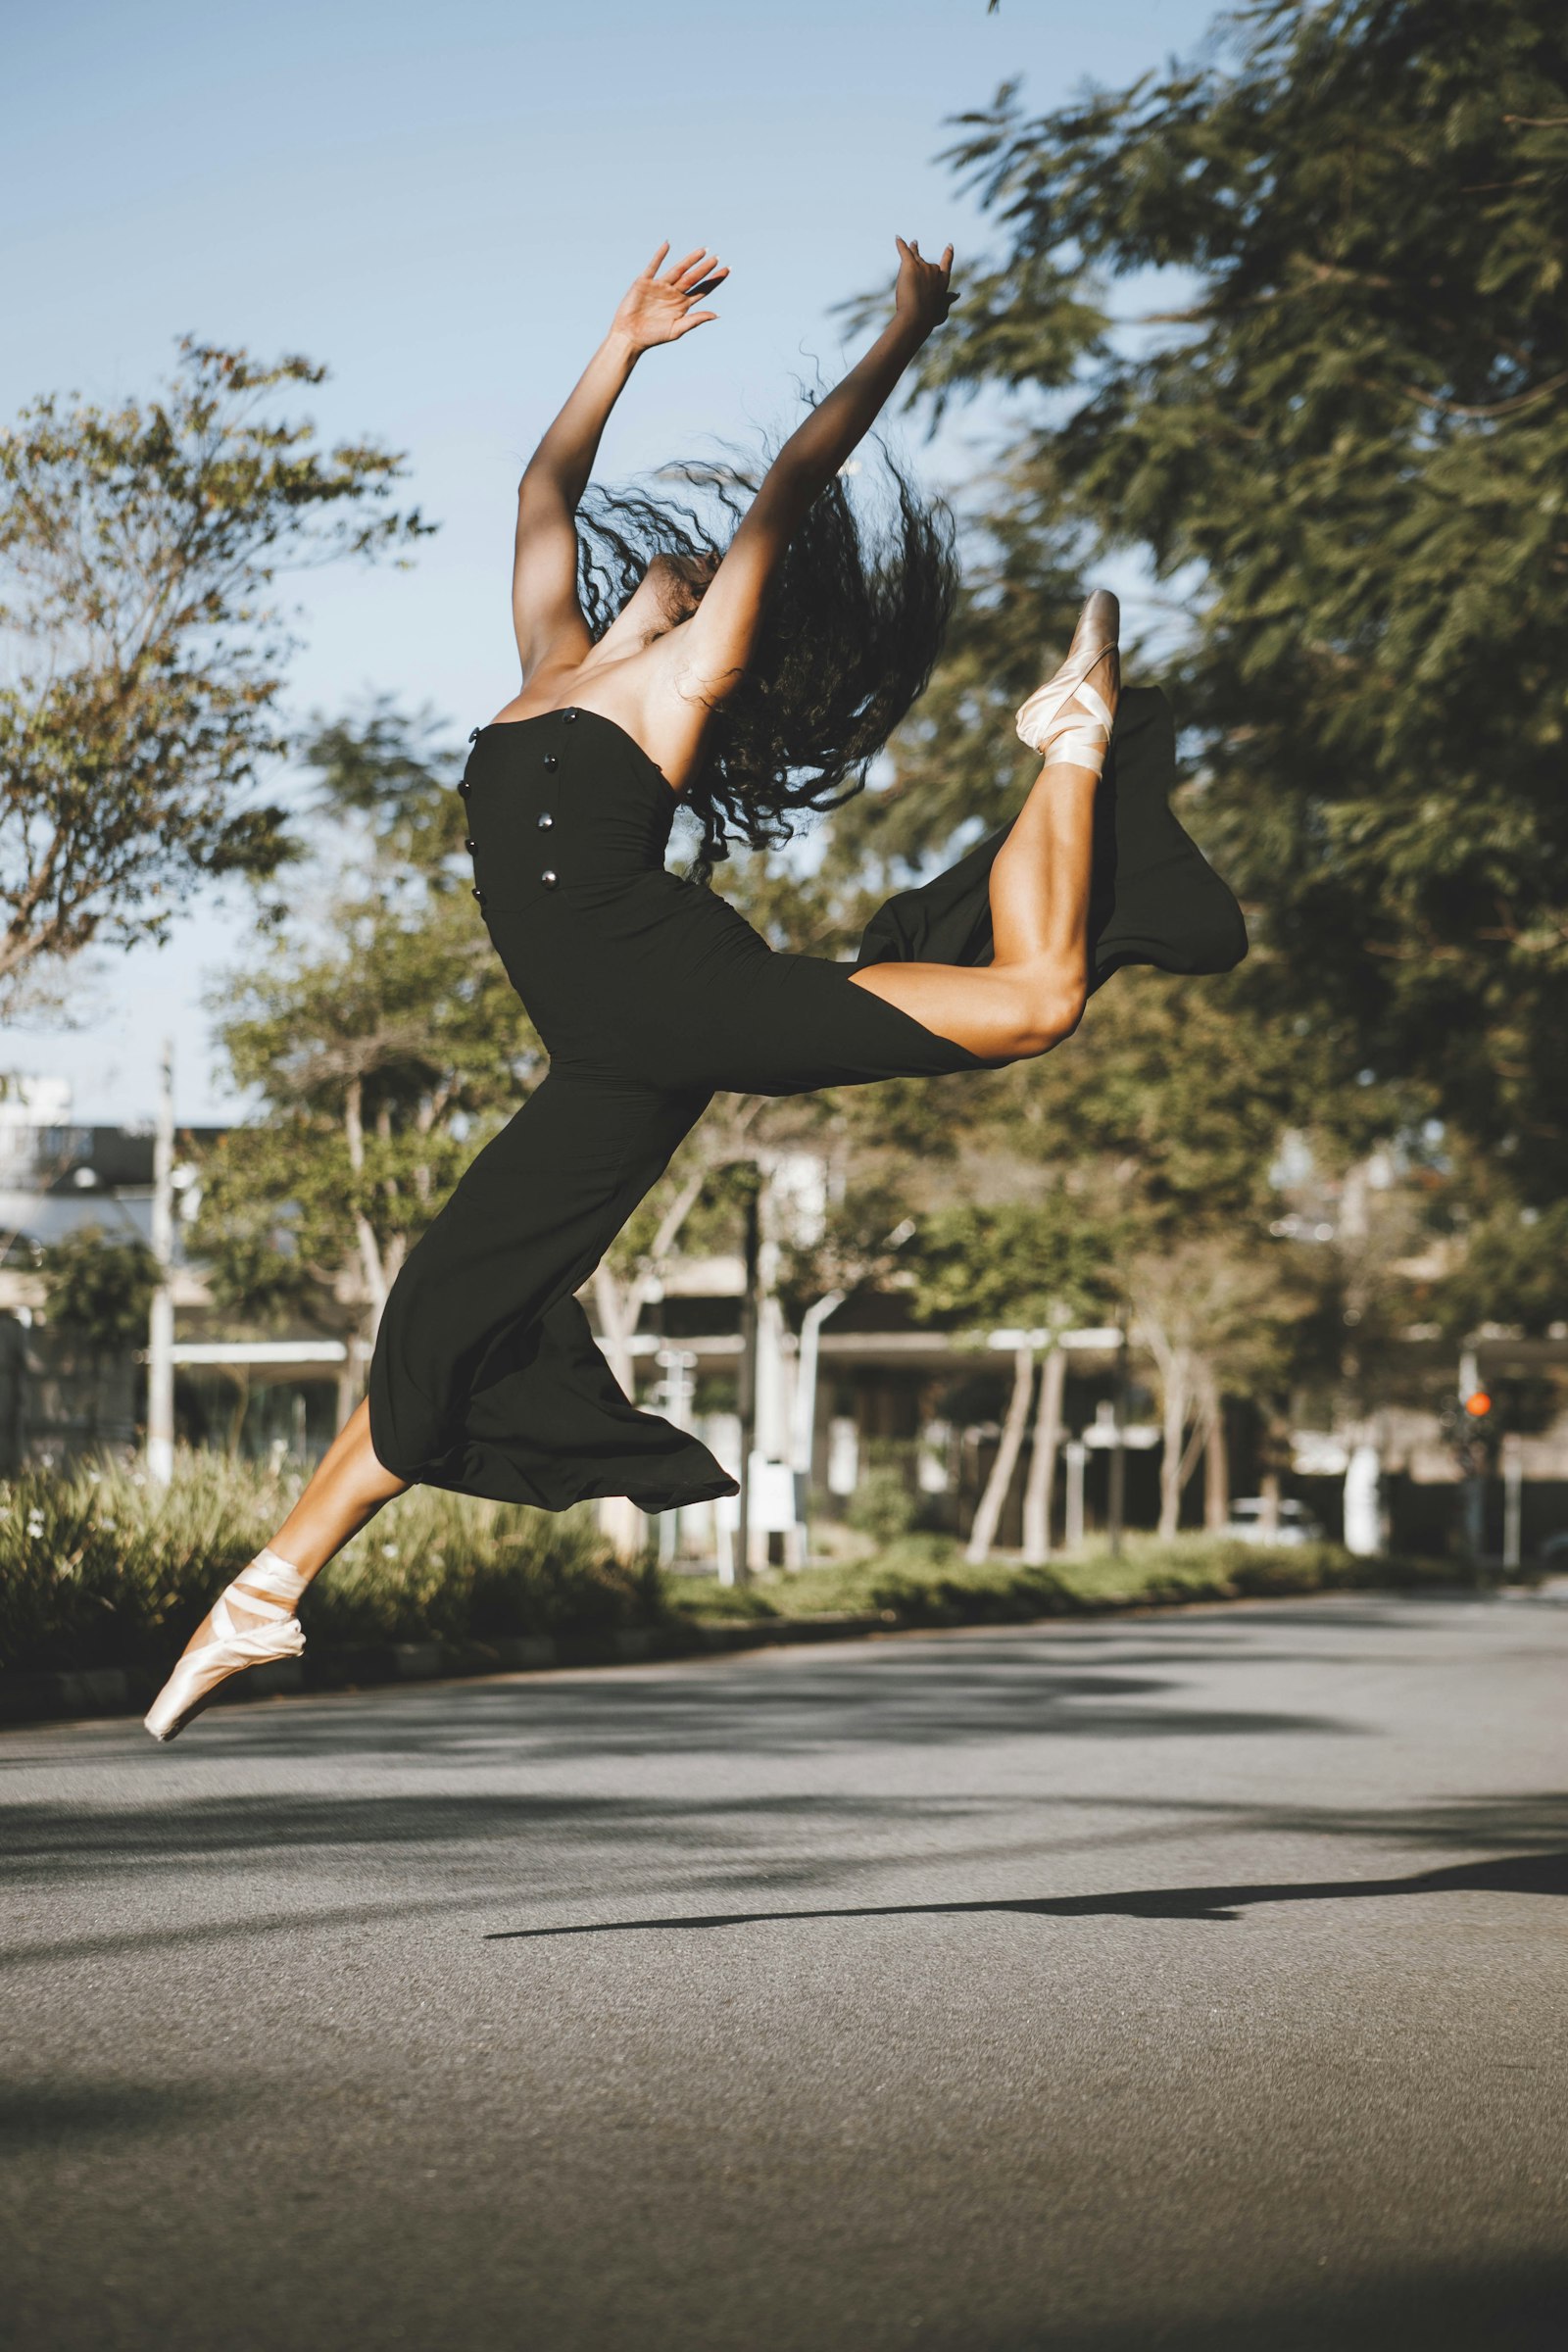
[0, 2080, 229, 2153]
[0, 1624, 1372, 1769]
[485, 1845, 1568, 1937]
[985, 2254, 1568, 2352]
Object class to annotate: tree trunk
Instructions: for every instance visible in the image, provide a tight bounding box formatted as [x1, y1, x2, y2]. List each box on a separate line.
[343, 1075, 392, 1328]
[966, 1348, 1036, 1564]
[1203, 1387, 1230, 1532]
[1157, 1349, 1191, 1540]
[225, 1369, 250, 1459]
[1021, 1344, 1065, 1566]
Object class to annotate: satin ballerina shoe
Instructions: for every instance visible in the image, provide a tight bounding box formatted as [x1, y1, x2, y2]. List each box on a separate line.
[144, 1547, 308, 1743]
[1014, 590, 1121, 777]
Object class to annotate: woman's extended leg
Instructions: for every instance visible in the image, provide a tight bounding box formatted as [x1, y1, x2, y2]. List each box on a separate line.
[144, 1401, 406, 1741]
[266, 1398, 408, 1573]
[848, 592, 1119, 1060]
[145, 1069, 719, 1741]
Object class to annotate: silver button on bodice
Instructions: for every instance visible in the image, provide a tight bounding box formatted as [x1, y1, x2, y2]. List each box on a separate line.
[541, 868, 559, 889]
[538, 812, 554, 830]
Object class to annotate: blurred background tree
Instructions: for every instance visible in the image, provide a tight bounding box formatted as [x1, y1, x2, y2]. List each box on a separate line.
[39, 1225, 157, 1445]
[195, 707, 526, 1400]
[871, 0, 1567, 1202]
[0, 343, 427, 1006]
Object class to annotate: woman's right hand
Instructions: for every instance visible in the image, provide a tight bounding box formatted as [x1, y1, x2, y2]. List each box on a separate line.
[892, 236, 957, 338]
[611, 244, 729, 353]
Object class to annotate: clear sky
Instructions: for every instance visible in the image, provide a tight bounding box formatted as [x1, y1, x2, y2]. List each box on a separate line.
[4, 0, 1216, 1123]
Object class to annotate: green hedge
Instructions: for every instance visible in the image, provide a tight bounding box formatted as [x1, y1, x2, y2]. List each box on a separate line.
[0, 1454, 648, 1675]
[0, 1457, 1485, 1679]
[665, 1530, 1483, 1627]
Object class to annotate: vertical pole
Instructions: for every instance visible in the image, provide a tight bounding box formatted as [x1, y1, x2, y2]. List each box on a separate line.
[735, 1171, 760, 1583]
[146, 1040, 175, 1488]
[1458, 1341, 1485, 1568]
[1064, 1439, 1086, 1551]
[1107, 1323, 1129, 1558]
[1502, 1433, 1523, 1576]
[793, 1291, 845, 1566]
[657, 1348, 697, 1567]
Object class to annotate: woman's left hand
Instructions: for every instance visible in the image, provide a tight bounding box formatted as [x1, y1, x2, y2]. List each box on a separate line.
[612, 245, 729, 352]
[892, 237, 957, 336]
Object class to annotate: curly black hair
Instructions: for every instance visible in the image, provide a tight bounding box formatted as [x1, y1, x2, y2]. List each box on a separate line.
[573, 433, 956, 877]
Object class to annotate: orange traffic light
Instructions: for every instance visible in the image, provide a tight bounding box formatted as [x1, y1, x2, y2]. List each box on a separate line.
[1463, 1390, 1493, 1418]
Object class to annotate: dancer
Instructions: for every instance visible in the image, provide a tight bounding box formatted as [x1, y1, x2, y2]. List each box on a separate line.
[146, 238, 1245, 1741]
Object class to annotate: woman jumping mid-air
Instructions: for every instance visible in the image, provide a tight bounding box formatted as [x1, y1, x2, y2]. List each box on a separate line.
[146, 237, 1245, 1741]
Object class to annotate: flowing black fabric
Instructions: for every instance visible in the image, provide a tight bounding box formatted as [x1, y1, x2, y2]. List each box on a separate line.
[368, 693, 1245, 1507]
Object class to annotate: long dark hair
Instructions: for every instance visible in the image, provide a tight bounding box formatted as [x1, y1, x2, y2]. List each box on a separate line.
[574, 431, 956, 876]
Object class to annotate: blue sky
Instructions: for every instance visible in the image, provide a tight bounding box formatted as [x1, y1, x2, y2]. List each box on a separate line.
[5, 0, 1217, 1122]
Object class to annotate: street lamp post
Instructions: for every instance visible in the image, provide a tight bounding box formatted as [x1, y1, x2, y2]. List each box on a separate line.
[733, 1171, 760, 1583]
[1107, 1321, 1130, 1559]
[146, 1040, 175, 1489]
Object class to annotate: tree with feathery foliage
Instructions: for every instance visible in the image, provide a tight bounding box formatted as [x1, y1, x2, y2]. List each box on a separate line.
[0, 343, 427, 1002]
[856, 0, 1567, 1201]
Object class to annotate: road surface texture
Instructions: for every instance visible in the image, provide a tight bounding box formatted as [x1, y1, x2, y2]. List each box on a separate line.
[4, 1588, 1566, 2352]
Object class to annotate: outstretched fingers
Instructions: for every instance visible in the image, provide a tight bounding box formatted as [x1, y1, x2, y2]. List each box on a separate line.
[667, 247, 721, 288]
[669, 247, 729, 331]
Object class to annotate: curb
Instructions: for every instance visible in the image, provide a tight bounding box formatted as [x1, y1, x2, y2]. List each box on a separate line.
[0, 1610, 894, 1729]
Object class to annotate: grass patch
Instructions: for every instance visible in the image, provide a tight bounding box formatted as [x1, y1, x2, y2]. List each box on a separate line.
[666, 1530, 1479, 1628]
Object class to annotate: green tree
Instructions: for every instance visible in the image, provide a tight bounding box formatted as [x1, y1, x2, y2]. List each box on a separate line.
[196, 710, 524, 1391]
[1433, 1198, 1568, 1340]
[0, 341, 426, 999]
[907, 1193, 1115, 1561]
[40, 1225, 158, 1445]
[875, 0, 1568, 1194]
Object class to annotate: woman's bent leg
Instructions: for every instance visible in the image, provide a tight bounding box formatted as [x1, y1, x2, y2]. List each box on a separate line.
[848, 762, 1099, 1057]
[848, 595, 1118, 1061]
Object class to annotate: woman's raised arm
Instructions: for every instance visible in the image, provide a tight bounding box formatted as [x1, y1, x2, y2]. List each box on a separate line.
[512, 244, 727, 681]
[670, 239, 956, 707]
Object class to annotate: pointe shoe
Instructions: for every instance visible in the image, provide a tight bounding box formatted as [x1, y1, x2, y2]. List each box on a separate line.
[144, 1549, 308, 1743]
[1015, 590, 1121, 776]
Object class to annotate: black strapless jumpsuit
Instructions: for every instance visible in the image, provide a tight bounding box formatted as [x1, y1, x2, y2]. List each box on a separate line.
[367, 693, 1246, 1509]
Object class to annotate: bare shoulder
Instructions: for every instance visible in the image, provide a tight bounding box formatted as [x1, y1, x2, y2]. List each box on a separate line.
[573, 633, 713, 792]
[486, 647, 590, 730]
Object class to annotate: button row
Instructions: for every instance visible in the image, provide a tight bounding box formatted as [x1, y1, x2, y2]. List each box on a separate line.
[463, 713, 576, 894]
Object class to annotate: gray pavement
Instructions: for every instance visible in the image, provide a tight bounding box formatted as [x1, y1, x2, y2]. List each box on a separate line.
[4, 1588, 1567, 2351]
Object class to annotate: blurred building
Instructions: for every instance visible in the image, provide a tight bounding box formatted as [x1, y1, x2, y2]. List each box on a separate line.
[0, 1079, 343, 1468]
[2, 1081, 1565, 1564]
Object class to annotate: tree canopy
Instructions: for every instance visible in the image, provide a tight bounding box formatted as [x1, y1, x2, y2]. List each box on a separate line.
[873, 0, 1568, 1196]
[196, 708, 525, 1363]
[0, 341, 427, 998]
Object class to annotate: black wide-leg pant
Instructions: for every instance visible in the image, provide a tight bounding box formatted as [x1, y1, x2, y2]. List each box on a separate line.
[367, 690, 1246, 1508]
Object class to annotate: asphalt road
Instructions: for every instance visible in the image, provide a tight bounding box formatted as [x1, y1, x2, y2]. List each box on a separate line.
[4, 1588, 1567, 2352]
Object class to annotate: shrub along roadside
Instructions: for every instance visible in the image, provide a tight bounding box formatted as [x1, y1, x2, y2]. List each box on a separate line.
[0, 1455, 647, 1677]
[665, 1532, 1489, 1630]
[0, 1455, 1492, 1684]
